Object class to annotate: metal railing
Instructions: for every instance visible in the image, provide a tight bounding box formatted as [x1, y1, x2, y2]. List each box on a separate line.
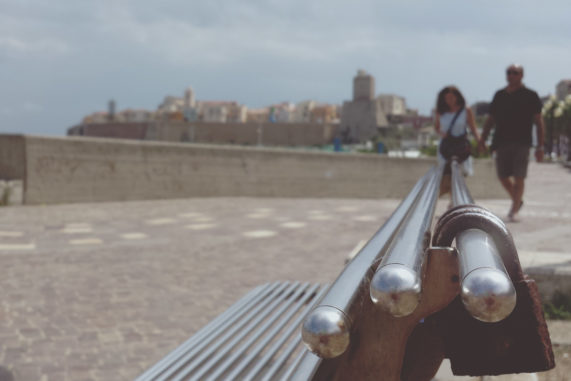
[369, 164, 444, 316]
[300, 169, 434, 358]
[450, 160, 516, 322]
[299, 160, 517, 366]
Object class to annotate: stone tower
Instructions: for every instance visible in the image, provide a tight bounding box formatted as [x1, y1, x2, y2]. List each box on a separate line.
[353, 70, 375, 101]
[184, 87, 196, 109]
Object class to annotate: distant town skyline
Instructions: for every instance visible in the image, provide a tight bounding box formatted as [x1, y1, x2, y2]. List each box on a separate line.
[1, 0, 570, 135]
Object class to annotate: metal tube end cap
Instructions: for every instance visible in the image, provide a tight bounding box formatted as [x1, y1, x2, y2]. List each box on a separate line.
[301, 306, 351, 358]
[461, 268, 517, 322]
[370, 263, 421, 317]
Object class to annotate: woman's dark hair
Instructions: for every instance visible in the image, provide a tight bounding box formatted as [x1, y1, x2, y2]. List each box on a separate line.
[436, 86, 466, 114]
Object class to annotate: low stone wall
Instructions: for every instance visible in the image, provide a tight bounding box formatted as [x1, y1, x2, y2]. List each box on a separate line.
[1, 135, 505, 204]
[68, 121, 340, 147]
[0, 135, 26, 180]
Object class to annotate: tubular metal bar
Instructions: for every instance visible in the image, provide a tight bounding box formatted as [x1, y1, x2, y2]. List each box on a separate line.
[450, 159, 474, 206]
[286, 350, 323, 381]
[176, 282, 301, 381]
[204, 283, 315, 381]
[154, 282, 291, 381]
[241, 285, 329, 381]
[279, 348, 310, 381]
[450, 160, 516, 322]
[370, 164, 444, 317]
[261, 335, 304, 381]
[135, 283, 275, 381]
[300, 169, 433, 358]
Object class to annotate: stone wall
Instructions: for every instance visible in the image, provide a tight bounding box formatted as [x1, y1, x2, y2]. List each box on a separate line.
[68, 121, 340, 147]
[1, 135, 506, 205]
[0, 134, 26, 180]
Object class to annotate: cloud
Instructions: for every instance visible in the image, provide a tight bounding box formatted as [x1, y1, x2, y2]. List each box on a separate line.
[0, 0, 570, 135]
[0, 102, 43, 116]
[91, 3, 362, 65]
[0, 37, 68, 58]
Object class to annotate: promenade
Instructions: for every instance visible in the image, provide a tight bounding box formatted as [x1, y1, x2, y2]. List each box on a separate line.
[0, 161, 569, 380]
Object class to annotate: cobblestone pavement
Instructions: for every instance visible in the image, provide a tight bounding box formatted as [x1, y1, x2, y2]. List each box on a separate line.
[0, 162, 570, 381]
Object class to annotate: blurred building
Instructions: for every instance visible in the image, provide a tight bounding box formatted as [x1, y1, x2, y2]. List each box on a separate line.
[310, 104, 340, 124]
[224, 102, 248, 123]
[556, 79, 571, 100]
[340, 70, 389, 143]
[406, 108, 419, 117]
[417, 125, 437, 148]
[158, 96, 184, 113]
[269, 102, 295, 123]
[184, 87, 196, 109]
[68, 120, 339, 147]
[118, 109, 155, 123]
[353, 69, 375, 101]
[378, 94, 406, 117]
[82, 102, 156, 124]
[157, 87, 247, 123]
[246, 108, 270, 123]
[290, 100, 316, 123]
[197, 101, 247, 123]
[82, 111, 111, 124]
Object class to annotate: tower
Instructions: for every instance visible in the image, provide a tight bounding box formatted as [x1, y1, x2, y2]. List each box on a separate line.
[108, 99, 116, 121]
[353, 70, 375, 102]
[184, 87, 196, 109]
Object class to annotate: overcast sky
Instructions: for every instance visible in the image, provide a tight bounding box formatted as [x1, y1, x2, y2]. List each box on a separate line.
[1, 0, 569, 135]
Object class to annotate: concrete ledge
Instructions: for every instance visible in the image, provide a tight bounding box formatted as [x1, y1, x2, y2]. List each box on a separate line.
[0, 135, 506, 204]
[0, 135, 26, 180]
[525, 267, 571, 303]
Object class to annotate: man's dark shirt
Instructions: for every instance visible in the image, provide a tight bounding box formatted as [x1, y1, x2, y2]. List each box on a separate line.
[489, 86, 542, 148]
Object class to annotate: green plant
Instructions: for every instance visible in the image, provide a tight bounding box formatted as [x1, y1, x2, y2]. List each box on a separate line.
[543, 291, 571, 320]
[543, 95, 571, 160]
[420, 145, 438, 157]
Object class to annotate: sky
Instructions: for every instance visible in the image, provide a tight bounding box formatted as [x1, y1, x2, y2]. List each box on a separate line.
[1, 0, 570, 136]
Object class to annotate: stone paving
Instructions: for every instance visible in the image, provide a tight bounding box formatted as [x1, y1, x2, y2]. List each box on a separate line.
[0, 162, 570, 380]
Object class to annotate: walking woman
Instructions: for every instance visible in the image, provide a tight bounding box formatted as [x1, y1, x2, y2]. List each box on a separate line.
[434, 86, 480, 195]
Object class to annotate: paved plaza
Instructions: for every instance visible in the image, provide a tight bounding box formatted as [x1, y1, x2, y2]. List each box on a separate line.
[0, 162, 570, 380]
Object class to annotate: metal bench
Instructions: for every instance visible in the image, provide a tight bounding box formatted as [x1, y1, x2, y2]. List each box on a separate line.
[138, 161, 555, 380]
[135, 282, 328, 381]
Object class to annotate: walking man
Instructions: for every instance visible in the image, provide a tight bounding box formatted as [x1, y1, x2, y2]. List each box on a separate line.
[478, 64, 545, 222]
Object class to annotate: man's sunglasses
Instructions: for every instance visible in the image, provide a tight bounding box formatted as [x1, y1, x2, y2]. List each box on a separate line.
[507, 70, 522, 75]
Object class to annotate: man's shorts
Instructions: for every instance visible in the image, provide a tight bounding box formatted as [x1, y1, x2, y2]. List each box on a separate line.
[495, 143, 530, 179]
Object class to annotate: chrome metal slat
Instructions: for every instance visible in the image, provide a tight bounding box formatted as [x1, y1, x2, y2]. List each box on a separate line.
[278, 348, 307, 381]
[231, 284, 326, 381]
[155, 282, 290, 381]
[140, 283, 331, 381]
[175, 282, 300, 381]
[135, 284, 270, 381]
[202, 282, 311, 381]
[206, 283, 314, 381]
[286, 349, 322, 381]
[256, 285, 329, 381]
